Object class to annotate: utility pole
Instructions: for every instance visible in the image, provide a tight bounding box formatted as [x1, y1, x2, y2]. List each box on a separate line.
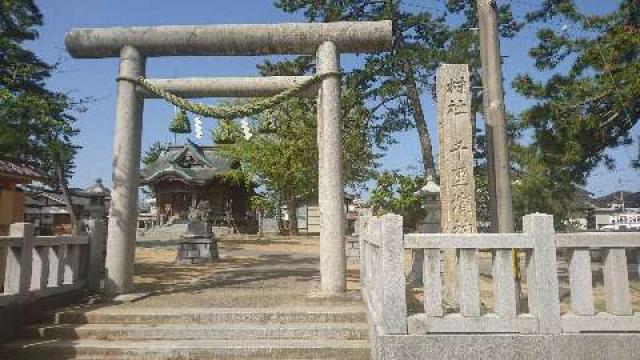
[477, 0, 514, 233]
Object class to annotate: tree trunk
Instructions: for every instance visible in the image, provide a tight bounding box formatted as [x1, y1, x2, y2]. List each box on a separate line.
[277, 194, 285, 235]
[392, 3, 436, 286]
[284, 182, 299, 235]
[56, 160, 79, 235]
[403, 61, 436, 176]
[287, 193, 298, 235]
[402, 60, 435, 286]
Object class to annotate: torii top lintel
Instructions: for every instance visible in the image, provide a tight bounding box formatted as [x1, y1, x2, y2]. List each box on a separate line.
[65, 21, 393, 58]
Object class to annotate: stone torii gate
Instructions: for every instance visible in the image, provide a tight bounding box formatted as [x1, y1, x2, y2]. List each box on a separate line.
[64, 21, 392, 296]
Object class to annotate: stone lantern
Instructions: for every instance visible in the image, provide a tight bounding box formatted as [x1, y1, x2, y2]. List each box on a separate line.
[417, 175, 441, 233]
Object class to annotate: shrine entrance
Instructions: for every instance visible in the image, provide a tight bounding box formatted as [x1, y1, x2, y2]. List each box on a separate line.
[64, 21, 392, 296]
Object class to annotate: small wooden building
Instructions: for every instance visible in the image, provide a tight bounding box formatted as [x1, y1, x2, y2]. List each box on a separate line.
[140, 141, 251, 226]
[0, 159, 46, 235]
[23, 179, 111, 235]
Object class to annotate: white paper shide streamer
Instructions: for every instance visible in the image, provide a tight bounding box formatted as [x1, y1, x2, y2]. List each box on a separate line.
[240, 117, 252, 140]
[194, 116, 204, 139]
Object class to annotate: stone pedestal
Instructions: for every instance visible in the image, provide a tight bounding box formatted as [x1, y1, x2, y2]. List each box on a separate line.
[175, 223, 218, 264]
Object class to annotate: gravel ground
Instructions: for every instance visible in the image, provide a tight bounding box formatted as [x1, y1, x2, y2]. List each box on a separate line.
[110, 236, 363, 308]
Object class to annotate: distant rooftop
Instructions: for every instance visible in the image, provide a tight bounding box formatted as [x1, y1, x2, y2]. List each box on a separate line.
[0, 158, 47, 182]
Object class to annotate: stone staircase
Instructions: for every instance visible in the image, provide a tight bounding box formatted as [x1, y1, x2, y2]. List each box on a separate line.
[1, 305, 370, 359]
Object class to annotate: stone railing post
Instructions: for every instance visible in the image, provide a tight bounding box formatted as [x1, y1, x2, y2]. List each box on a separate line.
[523, 213, 561, 334]
[86, 220, 107, 291]
[6, 223, 34, 294]
[380, 214, 408, 334]
[357, 216, 367, 289]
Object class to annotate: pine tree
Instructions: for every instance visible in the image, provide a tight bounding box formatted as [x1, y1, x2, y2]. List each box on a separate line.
[275, 0, 521, 177]
[515, 0, 639, 180]
[511, 0, 640, 225]
[0, 0, 81, 232]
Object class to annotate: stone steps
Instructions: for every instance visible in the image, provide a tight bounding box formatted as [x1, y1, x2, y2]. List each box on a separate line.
[45, 306, 367, 324]
[3, 306, 370, 359]
[0, 339, 371, 359]
[22, 322, 369, 341]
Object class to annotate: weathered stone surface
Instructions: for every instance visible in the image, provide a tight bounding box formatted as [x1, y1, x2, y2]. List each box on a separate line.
[380, 215, 407, 334]
[568, 248, 595, 316]
[6, 223, 34, 294]
[457, 249, 480, 316]
[423, 249, 443, 316]
[561, 314, 640, 333]
[86, 220, 106, 291]
[437, 64, 476, 305]
[175, 237, 218, 264]
[1, 339, 371, 359]
[377, 333, 640, 360]
[260, 219, 280, 235]
[65, 21, 393, 58]
[142, 76, 318, 98]
[603, 248, 632, 315]
[523, 213, 561, 334]
[493, 249, 517, 318]
[184, 222, 211, 237]
[437, 64, 476, 234]
[317, 41, 346, 295]
[407, 313, 538, 334]
[345, 235, 360, 263]
[104, 45, 145, 295]
[22, 322, 370, 341]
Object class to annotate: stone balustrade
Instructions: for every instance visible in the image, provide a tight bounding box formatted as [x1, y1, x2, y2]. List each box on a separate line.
[358, 214, 407, 335]
[0, 220, 106, 306]
[357, 213, 640, 337]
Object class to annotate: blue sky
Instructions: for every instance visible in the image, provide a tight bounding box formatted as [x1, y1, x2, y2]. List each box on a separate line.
[28, 0, 638, 197]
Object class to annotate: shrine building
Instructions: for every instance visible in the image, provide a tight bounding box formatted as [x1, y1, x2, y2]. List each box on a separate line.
[140, 140, 251, 227]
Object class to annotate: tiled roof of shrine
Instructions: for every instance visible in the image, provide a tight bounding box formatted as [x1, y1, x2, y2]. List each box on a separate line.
[140, 140, 237, 186]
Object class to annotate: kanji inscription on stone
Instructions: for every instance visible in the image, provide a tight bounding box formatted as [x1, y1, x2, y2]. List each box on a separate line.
[437, 64, 476, 234]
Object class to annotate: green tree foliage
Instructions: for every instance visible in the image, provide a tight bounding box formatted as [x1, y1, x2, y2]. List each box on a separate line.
[276, 0, 445, 175]
[141, 141, 169, 166]
[275, 0, 521, 176]
[368, 171, 426, 231]
[169, 109, 191, 134]
[218, 99, 317, 234]
[211, 119, 241, 144]
[0, 0, 81, 230]
[511, 0, 639, 224]
[217, 58, 379, 234]
[514, 0, 639, 180]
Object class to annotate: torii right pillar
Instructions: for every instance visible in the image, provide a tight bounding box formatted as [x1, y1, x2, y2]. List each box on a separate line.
[317, 41, 346, 295]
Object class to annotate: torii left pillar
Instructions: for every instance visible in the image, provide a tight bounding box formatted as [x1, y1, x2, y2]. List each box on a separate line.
[105, 46, 146, 295]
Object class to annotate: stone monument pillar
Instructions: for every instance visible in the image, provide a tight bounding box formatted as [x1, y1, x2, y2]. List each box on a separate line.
[436, 64, 477, 302]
